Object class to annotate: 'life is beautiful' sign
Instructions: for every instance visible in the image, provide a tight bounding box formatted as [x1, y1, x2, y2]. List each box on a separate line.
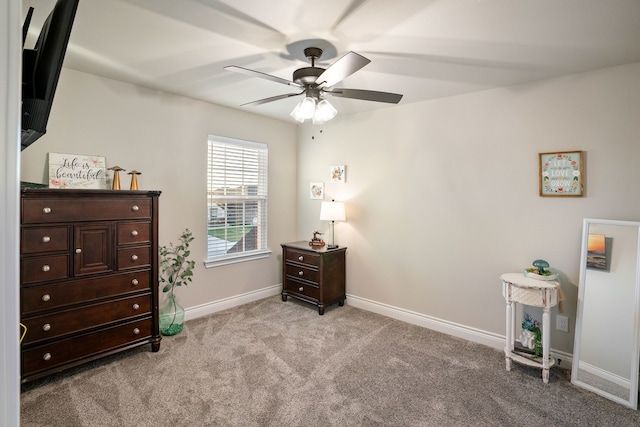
[48, 152, 107, 189]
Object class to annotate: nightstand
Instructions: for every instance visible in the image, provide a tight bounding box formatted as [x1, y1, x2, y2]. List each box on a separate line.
[281, 241, 346, 315]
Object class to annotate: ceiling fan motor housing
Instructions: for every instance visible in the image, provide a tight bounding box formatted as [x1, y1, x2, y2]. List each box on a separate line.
[293, 67, 325, 85]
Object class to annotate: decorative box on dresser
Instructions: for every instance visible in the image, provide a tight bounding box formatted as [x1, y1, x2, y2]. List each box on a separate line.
[20, 188, 161, 383]
[281, 241, 346, 315]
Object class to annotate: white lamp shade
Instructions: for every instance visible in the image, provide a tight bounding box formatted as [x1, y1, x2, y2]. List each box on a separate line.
[313, 99, 337, 124]
[320, 201, 346, 221]
[289, 101, 305, 123]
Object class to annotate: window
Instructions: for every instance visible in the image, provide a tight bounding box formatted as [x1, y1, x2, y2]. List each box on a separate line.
[206, 135, 270, 267]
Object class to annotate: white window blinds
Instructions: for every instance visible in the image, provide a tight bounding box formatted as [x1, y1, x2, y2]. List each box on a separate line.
[206, 135, 269, 266]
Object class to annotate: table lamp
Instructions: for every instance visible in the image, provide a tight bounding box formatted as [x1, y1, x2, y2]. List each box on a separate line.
[320, 199, 346, 249]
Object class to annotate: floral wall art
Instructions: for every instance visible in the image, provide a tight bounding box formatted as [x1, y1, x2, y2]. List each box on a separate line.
[310, 182, 324, 199]
[330, 165, 346, 183]
[539, 151, 583, 197]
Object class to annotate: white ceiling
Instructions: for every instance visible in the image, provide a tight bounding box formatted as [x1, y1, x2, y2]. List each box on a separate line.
[23, 0, 640, 122]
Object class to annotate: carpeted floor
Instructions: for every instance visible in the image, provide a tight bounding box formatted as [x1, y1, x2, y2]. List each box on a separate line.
[20, 296, 640, 426]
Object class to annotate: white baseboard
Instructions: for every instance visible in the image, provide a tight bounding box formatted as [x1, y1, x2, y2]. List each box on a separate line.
[577, 361, 630, 389]
[346, 293, 573, 368]
[183, 286, 573, 368]
[184, 284, 281, 321]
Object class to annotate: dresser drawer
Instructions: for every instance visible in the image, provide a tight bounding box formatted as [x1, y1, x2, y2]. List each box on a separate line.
[21, 271, 151, 314]
[117, 221, 151, 245]
[284, 263, 319, 284]
[284, 278, 320, 301]
[22, 318, 152, 376]
[22, 198, 152, 224]
[21, 226, 69, 254]
[284, 248, 320, 268]
[21, 254, 69, 284]
[21, 294, 151, 345]
[117, 245, 151, 270]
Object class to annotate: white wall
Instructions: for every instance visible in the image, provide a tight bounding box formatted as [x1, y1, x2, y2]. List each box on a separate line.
[20, 69, 299, 310]
[297, 62, 640, 354]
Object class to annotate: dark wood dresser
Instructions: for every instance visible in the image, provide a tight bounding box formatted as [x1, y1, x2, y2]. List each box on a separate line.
[281, 241, 346, 315]
[20, 188, 161, 383]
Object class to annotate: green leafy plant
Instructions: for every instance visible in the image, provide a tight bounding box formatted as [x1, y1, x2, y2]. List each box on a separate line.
[522, 312, 542, 357]
[159, 228, 195, 297]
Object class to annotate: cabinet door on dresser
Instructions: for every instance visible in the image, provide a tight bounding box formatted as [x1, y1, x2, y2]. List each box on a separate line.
[20, 189, 161, 383]
[74, 223, 115, 276]
[281, 241, 347, 315]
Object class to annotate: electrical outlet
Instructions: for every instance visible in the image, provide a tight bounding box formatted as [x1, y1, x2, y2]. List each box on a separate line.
[556, 315, 569, 332]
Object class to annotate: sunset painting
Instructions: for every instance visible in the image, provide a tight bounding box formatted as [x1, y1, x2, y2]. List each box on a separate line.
[587, 233, 607, 270]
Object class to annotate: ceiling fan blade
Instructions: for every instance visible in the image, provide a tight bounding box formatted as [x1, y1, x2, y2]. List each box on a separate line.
[315, 51, 371, 89]
[240, 91, 304, 107]
[224, 65, 302, 88]
[325, 88, 403, 104]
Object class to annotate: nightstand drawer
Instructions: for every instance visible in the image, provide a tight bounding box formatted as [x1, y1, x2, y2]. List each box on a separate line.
[284, 263, 319, 284]
[21, 226, 69, 254]
[285, 279, 319, 301]
[284, 248, 320, 268]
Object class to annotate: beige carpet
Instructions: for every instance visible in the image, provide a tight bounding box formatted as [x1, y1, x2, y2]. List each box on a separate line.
[21, 296, 640, 426]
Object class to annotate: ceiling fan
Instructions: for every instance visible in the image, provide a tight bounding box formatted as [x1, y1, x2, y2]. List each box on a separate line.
[224, 47, 403, 123]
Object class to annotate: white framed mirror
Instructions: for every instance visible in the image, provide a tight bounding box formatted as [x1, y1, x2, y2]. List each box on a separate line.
[571, 218, 640, 409]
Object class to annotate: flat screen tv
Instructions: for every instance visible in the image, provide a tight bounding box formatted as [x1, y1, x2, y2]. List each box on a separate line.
[21, 0, 79, 151]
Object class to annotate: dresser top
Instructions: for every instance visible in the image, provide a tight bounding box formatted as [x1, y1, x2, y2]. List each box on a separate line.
[21, 188, 161, 197]
[281, 241, 347, 253]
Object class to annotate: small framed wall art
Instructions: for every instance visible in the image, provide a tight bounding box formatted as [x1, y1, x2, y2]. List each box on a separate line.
[310, 182, 324, 199]
[330, 165, 346, 183]
[539, 151, 584, 197]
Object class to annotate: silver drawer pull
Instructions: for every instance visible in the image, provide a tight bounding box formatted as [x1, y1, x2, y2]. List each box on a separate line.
[42, 323, 51, 332]
[132, 303, 140, 310]
[42, 294, 51, 302]
[75, 248, 82, 254]
[298, 271, 304, 276]
[41, 236, 51, 243]
[43, 353, 52, 361]
[131, 254, 139, 261]
[133, 328, 140, 335]
[131, 278, 139, 286]
[131, 230, 139, 236]
[298, 256, 304, 261]
[299, 287, 304, 292]
[42, 265, 50, 272]
[131, 205, 139, 212]
[42, 207, 52, 214]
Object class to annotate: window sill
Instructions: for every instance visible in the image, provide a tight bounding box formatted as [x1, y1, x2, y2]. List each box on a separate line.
[204, 249, 272, 268]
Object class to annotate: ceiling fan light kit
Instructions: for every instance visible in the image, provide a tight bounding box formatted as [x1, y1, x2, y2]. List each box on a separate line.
[225, 44, 403, 124]
[290, 96, 338, 124]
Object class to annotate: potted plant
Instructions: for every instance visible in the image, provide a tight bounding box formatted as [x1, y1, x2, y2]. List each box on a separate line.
[158, 228, 195, 336]
[520, 312, 542, 357]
